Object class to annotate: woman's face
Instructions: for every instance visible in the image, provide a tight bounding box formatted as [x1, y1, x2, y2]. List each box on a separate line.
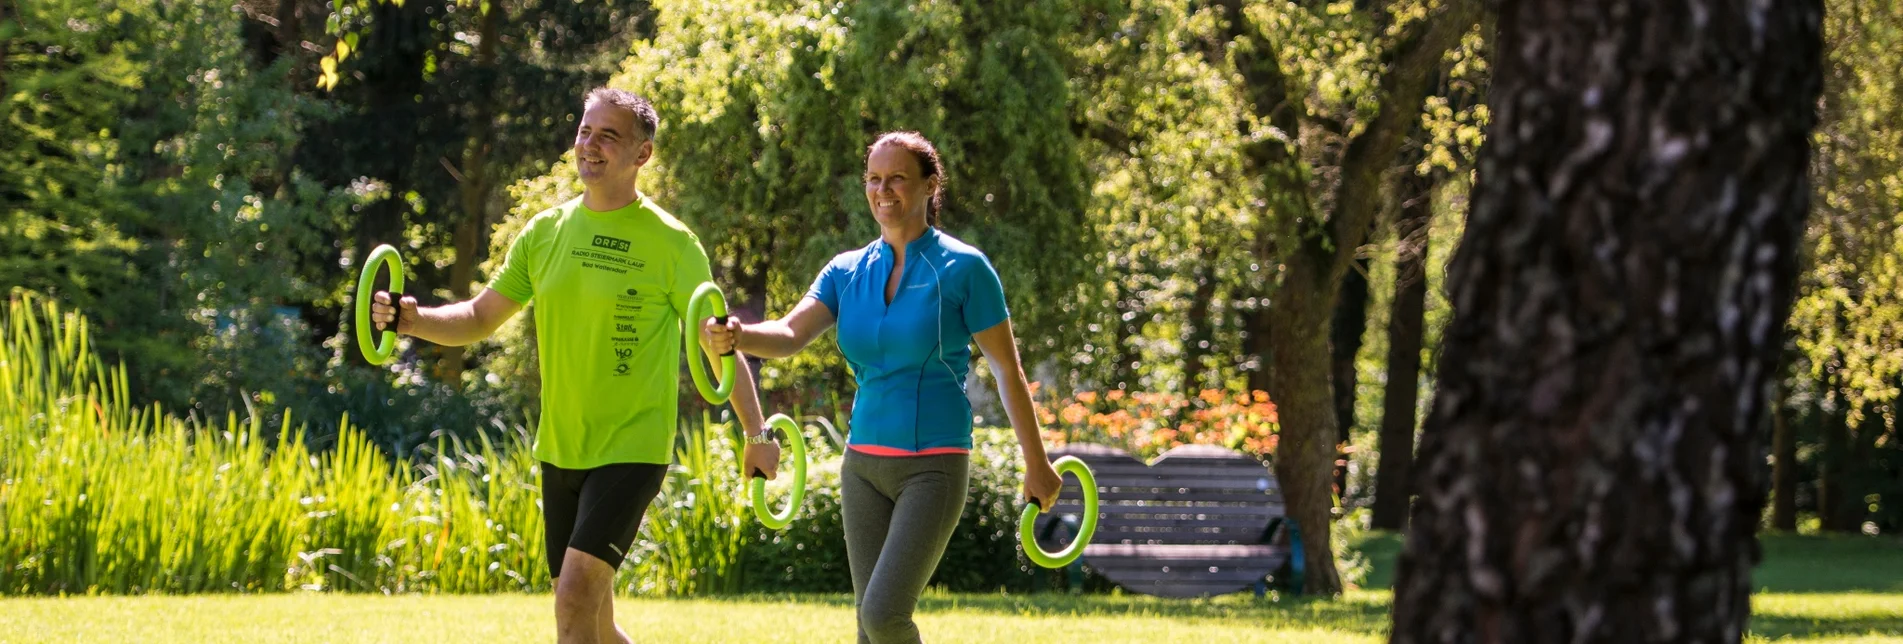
[864, 143, 936, 228]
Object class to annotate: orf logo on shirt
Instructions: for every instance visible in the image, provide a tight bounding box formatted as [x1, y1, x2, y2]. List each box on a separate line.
[592, 235, 631, 253]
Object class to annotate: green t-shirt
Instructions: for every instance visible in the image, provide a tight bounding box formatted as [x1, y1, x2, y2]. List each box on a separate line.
[488, 195, 712, 469]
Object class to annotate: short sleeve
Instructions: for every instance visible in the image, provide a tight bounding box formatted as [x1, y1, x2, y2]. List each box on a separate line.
[805, 256, 844, 316]
[487, 219, 538, 304]
[670, 230, 716, 319]
[961, 255, 1009, 334]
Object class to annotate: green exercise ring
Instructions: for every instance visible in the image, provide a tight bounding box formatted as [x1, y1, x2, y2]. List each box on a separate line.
[354, 244, 404, 365]
[750, 414, 808, 529]
[1019, 456, 1100, 569]
[685, 282, 737, 404]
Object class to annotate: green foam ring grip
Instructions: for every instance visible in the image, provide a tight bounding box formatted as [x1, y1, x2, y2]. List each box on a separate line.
[750, 414, 808, 529]
[1019, 455, 1100, 569]
[355, 244, 404, 365]
[685, 282, 737, 404]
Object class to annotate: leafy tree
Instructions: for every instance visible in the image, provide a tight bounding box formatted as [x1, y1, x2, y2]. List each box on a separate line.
[1784, 0, 1903, 534]
[1200, 0, 1482, 594]
[1, 0, 147, 334]
[301, 0, 649, 386]
[486, 0, 1103, 418]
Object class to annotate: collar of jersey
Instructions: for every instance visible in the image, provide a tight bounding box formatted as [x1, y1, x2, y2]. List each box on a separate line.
[577, 192, 652, 221]
[872, 226, 943, 260]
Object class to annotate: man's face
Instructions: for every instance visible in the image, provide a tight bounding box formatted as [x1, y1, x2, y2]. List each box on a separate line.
[574, 101, 650, 187]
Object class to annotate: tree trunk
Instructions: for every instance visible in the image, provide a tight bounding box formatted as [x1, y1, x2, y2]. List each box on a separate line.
[1332, 255, 1371, 497]
[1182, 262, 1218, 399]
[1214, 0, 1479, 596]
[350, 0, 431, 365]
[271, 0, 305, 201]
[1243, 304, 1273, 396]
[1816, 380, 1855, 533]
[1828, 398, 1888, 532]
[1389, 0, 1823, 641]
[274, 0, 302, 86]
[1112, 279, 1143, 392]
[437, 0, 504, 387]
[1770, 386, 1798, 531]
[1267, 264, 1347, 597]
[1371, 171, 1435, 531]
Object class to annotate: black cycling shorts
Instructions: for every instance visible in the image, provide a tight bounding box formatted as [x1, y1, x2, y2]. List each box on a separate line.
[540, 461, 669, 574]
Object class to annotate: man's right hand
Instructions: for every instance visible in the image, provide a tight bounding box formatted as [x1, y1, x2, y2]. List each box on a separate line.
[742, 439, 780, 481]
[371, 291, 418, 335]
[702, 316, 740, 355]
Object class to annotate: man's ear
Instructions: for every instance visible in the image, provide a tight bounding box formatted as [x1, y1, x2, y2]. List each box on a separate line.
[634, 139, 654, 167]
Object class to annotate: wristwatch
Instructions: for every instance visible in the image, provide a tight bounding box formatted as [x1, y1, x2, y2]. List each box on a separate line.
[745, 428, 777, 445]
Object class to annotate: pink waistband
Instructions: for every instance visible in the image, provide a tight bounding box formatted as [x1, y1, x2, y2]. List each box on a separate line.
[847, 444, 971, 457]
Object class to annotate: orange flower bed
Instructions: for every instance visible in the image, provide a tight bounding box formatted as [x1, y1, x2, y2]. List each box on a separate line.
[1031, 386, 1280, 461]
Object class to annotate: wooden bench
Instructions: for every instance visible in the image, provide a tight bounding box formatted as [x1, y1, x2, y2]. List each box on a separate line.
[1032, 443, 1303, 597]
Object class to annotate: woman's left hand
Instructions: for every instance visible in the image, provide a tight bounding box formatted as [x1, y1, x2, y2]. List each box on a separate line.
[1023, 459, 1063, 512]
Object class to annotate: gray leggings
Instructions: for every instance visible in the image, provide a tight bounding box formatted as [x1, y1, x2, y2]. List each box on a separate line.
[840, 450, 971, 644]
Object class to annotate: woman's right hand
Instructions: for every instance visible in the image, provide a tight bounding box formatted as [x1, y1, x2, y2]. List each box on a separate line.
[702, 316, 740, 355]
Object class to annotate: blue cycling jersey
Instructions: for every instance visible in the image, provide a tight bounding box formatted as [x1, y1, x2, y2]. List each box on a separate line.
[806, 227, 1010, 452]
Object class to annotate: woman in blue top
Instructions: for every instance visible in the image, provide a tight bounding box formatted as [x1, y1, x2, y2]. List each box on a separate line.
[706, 131, 1061, 643]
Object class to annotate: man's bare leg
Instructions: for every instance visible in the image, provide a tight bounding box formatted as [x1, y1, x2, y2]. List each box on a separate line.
[553, 548, 630, 644]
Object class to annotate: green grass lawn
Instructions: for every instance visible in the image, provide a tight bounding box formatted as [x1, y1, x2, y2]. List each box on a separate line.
[2, 534, 1897, 643]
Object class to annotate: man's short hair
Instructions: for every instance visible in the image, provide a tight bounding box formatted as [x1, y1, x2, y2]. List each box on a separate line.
[584, 87, 659, 140]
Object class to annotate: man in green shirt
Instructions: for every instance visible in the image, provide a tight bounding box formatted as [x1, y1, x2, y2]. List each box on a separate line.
[370, 87, 778, 644]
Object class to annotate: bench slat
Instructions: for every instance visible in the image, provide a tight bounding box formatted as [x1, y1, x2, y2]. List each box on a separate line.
[1051, 503, 1284, 516]
[1085, 479, 1282, 493]
[1055, 496, 1284, 507]
[1074, 491, 1286, 504]
[1088, 514, 1278, 529]
[1090, 531, 1274, 543]
[1091, 503, 1285, 514]
[1080, 543, 1282, 558]
[1071, 509, 1282, 523]
[1083, 464, 1272, 477]
[1096, 539, 1281, 548]
[1107, 582, 1264, 599]
[1083, 568, 1277, 584]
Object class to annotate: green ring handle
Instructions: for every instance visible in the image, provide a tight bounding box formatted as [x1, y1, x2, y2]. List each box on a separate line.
[750, 413, 808, 529]
[685, 282, 737, 404]
[1019, 455, 1099, 569]
[354, 244, 404, 365]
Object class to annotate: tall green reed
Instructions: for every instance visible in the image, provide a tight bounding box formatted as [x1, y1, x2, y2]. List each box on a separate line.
[1, 294, 769, 596]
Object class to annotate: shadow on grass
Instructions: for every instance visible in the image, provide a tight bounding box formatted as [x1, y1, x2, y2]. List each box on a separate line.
[687, 532, 1902, 639]
[1754, 534, 1903, 594]
[1357, 531, 1903, 594]
[1751, 610, 1903, 639]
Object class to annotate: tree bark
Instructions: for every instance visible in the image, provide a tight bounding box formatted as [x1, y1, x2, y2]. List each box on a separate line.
[1389, 0, 1823, 641]
[1371, 170, 1436, 531]
[1769, 385, 1797, 532]
[1332, 256, 1371, 497]
[1816, 378, 1855, 532]
[1266, 264, 1347, 595]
